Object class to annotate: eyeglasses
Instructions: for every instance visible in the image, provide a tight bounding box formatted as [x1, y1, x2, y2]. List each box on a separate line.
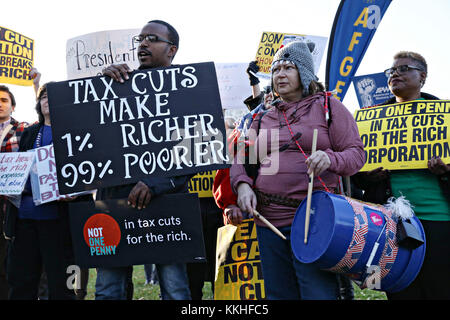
[384, 65, 423, 77]
[133, 34, 174, 45]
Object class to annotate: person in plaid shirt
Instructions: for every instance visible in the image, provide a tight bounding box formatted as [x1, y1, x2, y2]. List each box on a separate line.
[0, 85, 28, 300]
[0, 85, 28, 152]
[0, 69, 40, 299]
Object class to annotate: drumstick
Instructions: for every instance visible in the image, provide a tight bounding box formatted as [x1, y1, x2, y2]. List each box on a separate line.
[304, 129, 318, 244]
[253, 209, 287, 240]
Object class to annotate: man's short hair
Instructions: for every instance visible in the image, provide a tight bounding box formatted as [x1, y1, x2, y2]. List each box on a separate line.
[394, 51, 428, 73]
[148, 20, 179, 48]
[0, 85, 16, 107]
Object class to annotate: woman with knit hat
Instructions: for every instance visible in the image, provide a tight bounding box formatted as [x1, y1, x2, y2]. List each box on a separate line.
[230, 41, 365, 299]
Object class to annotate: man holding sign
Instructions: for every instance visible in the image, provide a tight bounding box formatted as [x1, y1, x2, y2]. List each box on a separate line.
[353, 51, 450, 300]
[95, 20, 193, 300]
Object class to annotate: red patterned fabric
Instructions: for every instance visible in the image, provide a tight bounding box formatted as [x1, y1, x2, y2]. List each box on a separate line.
[0, 117, 29, 152]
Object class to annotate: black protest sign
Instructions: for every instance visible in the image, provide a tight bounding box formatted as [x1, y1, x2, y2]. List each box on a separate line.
[48, 62, 230, 194]
[68, 194, 205, 268]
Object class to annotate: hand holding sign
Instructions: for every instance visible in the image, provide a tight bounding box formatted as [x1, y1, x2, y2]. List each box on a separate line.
[102, 63, 133, 83]
[128, 181, 152, 210]
[428, 156, 450, 176]
[48, 62, 230, 194]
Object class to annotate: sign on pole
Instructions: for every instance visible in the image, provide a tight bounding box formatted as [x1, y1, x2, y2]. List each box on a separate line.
[0, 27, 34, 86]
[255, 31, 327, 80]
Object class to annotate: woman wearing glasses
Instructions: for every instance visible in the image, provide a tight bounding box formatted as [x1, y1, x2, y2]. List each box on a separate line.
[353, 51, 450, 300]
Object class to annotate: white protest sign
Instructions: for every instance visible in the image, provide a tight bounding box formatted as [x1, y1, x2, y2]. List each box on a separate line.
[0, 152, 34, 195]
[66, 29, 140, 79]
[30, 145, 94, 205]
[255, 31, 328, 80]
[214, 63, 251, 110]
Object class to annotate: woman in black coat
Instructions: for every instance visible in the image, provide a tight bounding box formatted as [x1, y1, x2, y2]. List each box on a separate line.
[5, 83, 92, 300]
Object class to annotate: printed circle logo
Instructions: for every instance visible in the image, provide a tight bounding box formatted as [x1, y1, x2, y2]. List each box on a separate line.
[83, 213, 121, 256]
[369, 212, 383, 226]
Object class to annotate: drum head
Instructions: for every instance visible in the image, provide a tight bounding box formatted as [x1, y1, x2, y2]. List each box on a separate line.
[291, 191, 354, 267]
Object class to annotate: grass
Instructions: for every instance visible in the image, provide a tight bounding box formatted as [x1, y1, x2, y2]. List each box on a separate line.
[83, 265, 385, 300]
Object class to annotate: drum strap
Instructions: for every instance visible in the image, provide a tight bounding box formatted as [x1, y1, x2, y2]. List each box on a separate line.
[254, 188, 302, 208]
[254, 188, 338, 208]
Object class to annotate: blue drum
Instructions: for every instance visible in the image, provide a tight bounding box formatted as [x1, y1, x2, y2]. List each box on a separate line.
[291, 191, 426, 292]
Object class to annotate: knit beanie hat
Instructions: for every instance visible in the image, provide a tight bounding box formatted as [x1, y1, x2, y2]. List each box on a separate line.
[271, 41, 318, 96]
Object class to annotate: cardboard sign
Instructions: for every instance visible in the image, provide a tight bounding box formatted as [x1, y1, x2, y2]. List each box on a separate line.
[214, 63, 251, 110]
[48, 62, 230, 195]
[68, 194, 205, 268]
[355, 100, 450, 171]
[0, 26, 34, 86]
[255, 31, 327, 80]
[30, 145, 94, 205]
[66, 29, 140, 80]
[0, 152, 34, 195]
[214, 219, 265, 300]
[188, 170, 216, 198]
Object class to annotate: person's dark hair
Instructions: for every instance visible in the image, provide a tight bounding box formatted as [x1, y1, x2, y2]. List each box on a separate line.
[0, 85, 16, 107]
[148, 20, 179, 48]
[308, 80, 326, 96]
[35, 82, 53, 124]
[394, 51, 428, 73]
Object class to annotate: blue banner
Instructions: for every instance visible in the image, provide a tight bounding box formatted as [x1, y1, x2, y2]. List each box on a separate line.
[325, 0, 391, 101]
[352, 72, 394, 108]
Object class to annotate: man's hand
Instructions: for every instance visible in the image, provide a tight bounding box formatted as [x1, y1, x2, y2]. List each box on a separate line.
[128, 181, 152, 210]
[428, 156, 450, 176]
[102, 64, 133, 83]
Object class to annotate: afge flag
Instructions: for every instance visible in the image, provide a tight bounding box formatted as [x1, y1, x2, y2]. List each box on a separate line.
[325, 0, 391, 101]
